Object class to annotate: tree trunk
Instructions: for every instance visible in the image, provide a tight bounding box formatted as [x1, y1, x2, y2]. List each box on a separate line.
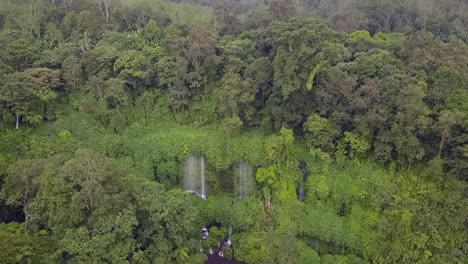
[104, 0, 110, 22]
[438, 128, 447, 157]
[95, 0, 110, 22]
[65, 0, 73, 12]
[264, 196, 271, 223]
[16, 115, 19, 129]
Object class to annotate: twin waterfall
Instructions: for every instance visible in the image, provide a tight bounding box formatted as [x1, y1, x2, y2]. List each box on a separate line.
[183, 155, 254, 200]
[186, 157, 308, 258]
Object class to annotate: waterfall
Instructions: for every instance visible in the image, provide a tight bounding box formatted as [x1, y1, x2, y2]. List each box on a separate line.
[297, 160, 308, 202]
[297, 182, 305, 202]
[200, 155, 206, 200]
[184, 156, 196, 193]
[225, 226, 233, 247]
[239, 161, 253, 199]
[184, 155, 207, 200]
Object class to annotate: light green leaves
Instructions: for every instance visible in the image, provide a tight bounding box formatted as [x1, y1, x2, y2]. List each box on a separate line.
[306, 62, 326, 91]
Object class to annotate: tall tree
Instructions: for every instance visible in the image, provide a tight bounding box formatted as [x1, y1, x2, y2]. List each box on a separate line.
[0, 73, 34, 129]
[159, 25, 217, 110]
[0, 68, 61, 128]
[435, 110, 465, 157]
[266, 19, 344, 98]
[303, 113, 340, 152]
[1, 159, 45, 230]
[2, 38, 39, 71]
[269, 0, 297, 21]
[427, 66, 464, 107]
[213, 0, 241, 34]
[92, 0, 114, 22]
[142, 19, 161, 44]
[214, 71, 256, 135]
[391, 83, 430, 167]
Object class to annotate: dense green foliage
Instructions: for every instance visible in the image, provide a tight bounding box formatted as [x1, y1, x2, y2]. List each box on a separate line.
[0, 0, 467, 263]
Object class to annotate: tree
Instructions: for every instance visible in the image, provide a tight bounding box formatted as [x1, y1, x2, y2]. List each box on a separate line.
[0, 223, 55, 263]
[2, 150, 201, 263]
[446, 89, 468, 114]
[313, 67, 356, 127]
[83, 45, 120, 79]
[62, 56, 83, 90]
[86, 77, 129, 131]
[143, 19, 161, 44]
[369, 75, 409, 163]
[345, 49, 401, 80]
[23, 151, 135, 261]
[349, 78, 387, 129]
[303, 114, 340, 152]
[2, 159, 45, 229]
[330, 9, 368, 32]
[427, 66, 464, 107]
[156, 56, 191, 110]
[2, 38, 39, 71]
[42, 23, 64, 49]
[57, 211, 137, 264]
[444, 89, 468, 179]
[267, 19, 343, 98]
[243, 5, 273, 30]
[0, 73, 34, 129]
[182, 26, 217, 77]
[255, 166, 276, 222]
[435, 110, 465, 157]
[92, 0, 114, 22]
[114, 50, 156, 93]
[220, 116, 243, 136]
[0, 68, 61, 128]
[43, 150, 130, 228]
[391, 83, 430, 167]
[213, 0, 240, 34]
[3, 0, 42, 36]
[129, 181, 199, 263]
[336, 131, 371, 161]
[23, 68, 62, 98]
[266, 127, 295, 164]
[371, 173, 468, 263]
[214, 71, 256, 135]
[61, 10, 102, 41]
[270, 0, 297, 21]
[159, 25, 217, 110]
[63, 0, 75, 13]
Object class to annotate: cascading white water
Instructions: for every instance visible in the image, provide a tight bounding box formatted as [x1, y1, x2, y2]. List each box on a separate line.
[239, 161, 253, 199]
[184, 155, 207, 200]
[184, 156, 196, 193]
[225, 226, 233, 247]
[200, 155, 206, 200]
